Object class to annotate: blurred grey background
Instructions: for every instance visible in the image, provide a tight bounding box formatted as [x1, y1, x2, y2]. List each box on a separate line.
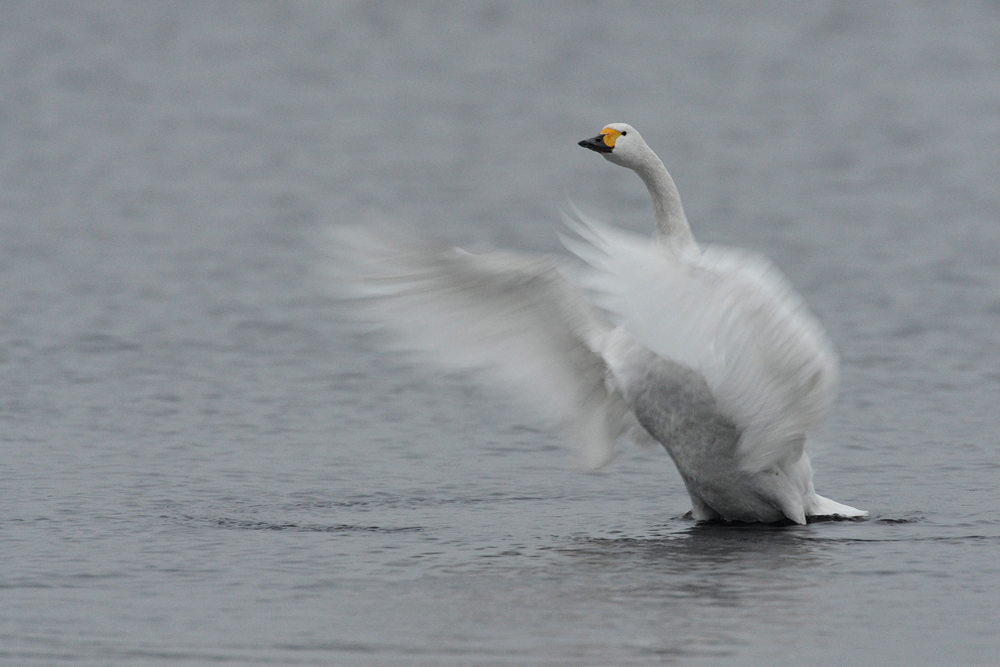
[1, 2, 999, 666]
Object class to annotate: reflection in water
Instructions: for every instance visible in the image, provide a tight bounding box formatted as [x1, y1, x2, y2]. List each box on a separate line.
[522, 523, 829, 657]
[564, 522, 819, 574]
[557, 523, 823, 605]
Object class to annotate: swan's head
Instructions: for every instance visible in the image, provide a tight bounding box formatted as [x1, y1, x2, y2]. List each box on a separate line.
[578, 123, 645, 168]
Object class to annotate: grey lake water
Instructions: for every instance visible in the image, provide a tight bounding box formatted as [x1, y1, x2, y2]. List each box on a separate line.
[2, 2, 999, 665]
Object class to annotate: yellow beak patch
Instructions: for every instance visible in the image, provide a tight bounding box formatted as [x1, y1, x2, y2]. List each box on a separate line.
[599, 127, 622, 148]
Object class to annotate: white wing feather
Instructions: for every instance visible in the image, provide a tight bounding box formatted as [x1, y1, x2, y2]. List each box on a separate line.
[327, 226, 651, 468]
[561, 210, 839, 474]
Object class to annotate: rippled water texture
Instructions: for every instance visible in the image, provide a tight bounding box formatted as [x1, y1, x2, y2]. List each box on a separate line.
[1, 2, 999, 665]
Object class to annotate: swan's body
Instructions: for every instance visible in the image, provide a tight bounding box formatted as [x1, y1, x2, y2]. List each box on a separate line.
[333, 123, 866, 524]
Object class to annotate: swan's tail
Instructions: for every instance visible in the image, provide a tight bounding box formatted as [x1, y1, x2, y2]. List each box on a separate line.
[806, 493, 868, 519]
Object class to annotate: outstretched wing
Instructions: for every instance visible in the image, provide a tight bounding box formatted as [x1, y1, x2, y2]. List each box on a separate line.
[326, 227, 651, 468]
[561, 211, 839, 474]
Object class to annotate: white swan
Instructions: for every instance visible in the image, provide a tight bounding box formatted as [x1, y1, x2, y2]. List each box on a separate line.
[332, 123, 866, 524]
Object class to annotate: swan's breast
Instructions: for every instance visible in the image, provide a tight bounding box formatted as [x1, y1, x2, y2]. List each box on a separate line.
[611, 342, 792, 522]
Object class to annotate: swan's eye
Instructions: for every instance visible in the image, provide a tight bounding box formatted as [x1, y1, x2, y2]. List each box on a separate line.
[621, 131, 627, 136]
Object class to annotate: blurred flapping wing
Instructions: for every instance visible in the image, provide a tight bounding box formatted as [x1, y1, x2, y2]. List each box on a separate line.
[327, 227, 650, 468]
[560, 210, 838, 474]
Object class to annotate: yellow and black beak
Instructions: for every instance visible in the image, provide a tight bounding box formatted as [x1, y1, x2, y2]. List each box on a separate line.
[578, 127, 621, 154]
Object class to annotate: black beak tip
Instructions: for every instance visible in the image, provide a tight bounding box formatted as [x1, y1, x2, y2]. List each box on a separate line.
[579, 135, 613, 154]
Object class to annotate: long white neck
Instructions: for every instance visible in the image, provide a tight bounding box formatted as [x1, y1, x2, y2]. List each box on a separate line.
[633, 148, 696, 251]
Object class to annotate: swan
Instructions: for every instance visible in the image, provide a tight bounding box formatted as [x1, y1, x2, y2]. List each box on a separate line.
[332, 123, 866, 524]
